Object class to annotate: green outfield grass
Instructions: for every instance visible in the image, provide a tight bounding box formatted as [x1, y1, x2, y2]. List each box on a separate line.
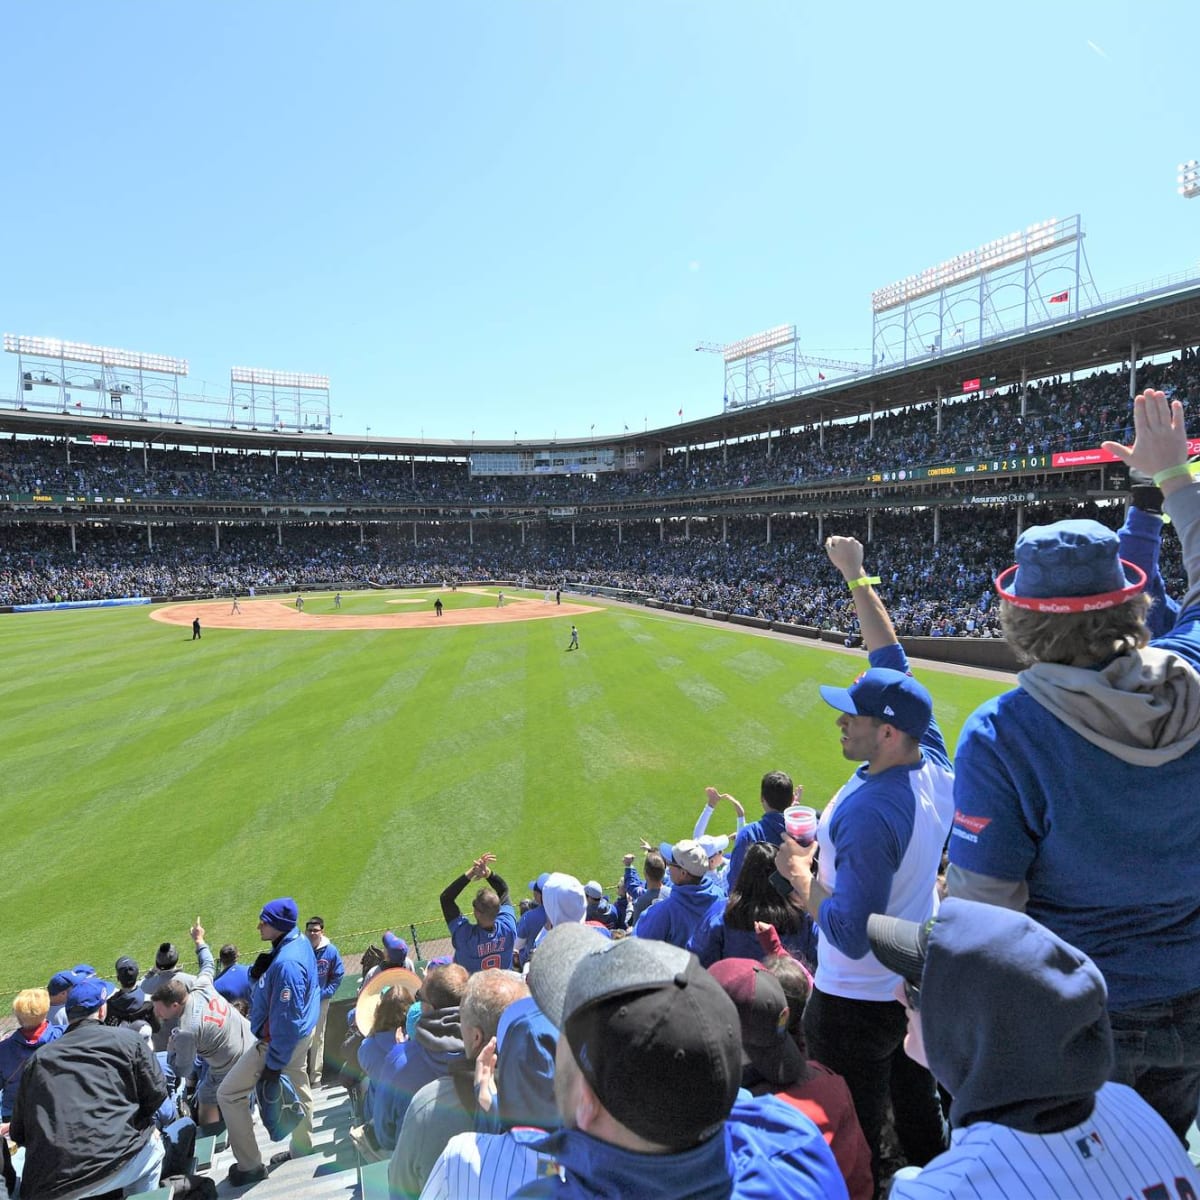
[0, 593, 1007, 994]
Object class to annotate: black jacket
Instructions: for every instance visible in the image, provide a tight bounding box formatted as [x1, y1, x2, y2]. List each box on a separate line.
[11, 1018, 167, 1199]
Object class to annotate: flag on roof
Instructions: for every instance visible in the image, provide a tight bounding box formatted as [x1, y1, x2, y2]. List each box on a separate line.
[1049, 289, 1069, 303]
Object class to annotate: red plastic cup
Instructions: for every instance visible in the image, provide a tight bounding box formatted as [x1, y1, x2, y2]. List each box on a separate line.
[784, 805, 819, 846]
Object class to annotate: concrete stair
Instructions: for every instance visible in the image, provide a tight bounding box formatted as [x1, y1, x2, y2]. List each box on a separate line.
[208, 1082, 361, 1199]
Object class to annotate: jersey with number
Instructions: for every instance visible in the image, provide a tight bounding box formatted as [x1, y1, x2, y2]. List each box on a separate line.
[449, 906, 517, 973]
[888, 1082, 1200, 1200]
[168, 943, 255, 1077]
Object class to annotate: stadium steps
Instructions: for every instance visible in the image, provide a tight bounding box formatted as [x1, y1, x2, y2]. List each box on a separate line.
[208, 1082, 359, 1198]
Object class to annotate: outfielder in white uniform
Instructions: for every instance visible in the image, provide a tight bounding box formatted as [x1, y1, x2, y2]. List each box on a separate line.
[868, 899, 1200, 1199]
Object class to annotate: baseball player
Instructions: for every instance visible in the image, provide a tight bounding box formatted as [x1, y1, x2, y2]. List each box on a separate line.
[869, 899, 1200, 1198]
[567, 625, 579, 651]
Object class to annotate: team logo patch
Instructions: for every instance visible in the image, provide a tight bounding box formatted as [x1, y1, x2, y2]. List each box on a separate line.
[280, 988, 291, 1003]
[952, 810, 992, 835]
[1073, 1130, 1105, 1160]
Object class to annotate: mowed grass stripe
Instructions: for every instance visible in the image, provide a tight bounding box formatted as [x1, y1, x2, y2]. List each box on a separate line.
[0, 599, 1005, 991]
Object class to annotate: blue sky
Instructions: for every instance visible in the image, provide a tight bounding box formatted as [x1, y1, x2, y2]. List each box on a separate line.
[2, 1, 1196, 439]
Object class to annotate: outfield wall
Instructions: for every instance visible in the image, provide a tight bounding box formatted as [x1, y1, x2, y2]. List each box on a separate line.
[648, 598, 1020, 673]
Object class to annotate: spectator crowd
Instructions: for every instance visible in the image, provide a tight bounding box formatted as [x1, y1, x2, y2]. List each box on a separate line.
[3, 388, 1199, 1199]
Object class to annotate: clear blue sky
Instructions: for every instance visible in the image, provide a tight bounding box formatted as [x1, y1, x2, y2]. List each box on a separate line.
[2, 1, 1196, 439]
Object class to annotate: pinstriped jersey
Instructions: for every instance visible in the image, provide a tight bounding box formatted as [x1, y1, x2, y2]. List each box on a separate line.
[420, 1129, 548, 1199]
[888, 1082, 1200, 1199]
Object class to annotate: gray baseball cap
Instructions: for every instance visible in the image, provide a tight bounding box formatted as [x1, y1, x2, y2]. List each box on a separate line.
[528, 925, 741, 1150]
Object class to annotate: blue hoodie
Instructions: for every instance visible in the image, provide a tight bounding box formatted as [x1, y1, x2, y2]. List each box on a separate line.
[632, 875, 724, 950]
[511, 1095, 847, 1199]
[915, 898, 1112, 1132]
[249, 927, 320, 1072]
[1119, 504, 1180, 638]
[888, 901, 1200, 1200]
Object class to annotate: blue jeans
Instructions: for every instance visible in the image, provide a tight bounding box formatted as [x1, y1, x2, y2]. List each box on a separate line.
[1108, 984, 1200, 1144]
[804, 986, 947, 1194]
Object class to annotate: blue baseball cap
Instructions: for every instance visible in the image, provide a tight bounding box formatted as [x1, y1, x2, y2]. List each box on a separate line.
[820, 668, 932, 740]
[382, 931, 409, 965]
[47, 968, 90, 996]
[528, 873, 551, 893]
[66, 977, 114, 1016]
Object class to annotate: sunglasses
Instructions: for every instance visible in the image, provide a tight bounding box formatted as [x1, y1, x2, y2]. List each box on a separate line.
[903, 979, 921, 1012]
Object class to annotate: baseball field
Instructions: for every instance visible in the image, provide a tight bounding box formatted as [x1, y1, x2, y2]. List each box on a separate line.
[0, 588, 1008, 995]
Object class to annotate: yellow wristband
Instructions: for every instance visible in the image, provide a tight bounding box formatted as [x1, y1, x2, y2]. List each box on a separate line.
[847, 575, 881, 591]
[1152, 463, 1197, 486]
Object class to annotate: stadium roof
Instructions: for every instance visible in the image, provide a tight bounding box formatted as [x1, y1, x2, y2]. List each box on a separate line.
[2, 283, 1199, 457]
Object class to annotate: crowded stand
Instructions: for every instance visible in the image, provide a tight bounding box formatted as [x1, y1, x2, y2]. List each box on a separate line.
[0, 501, 1185, 643]
[1, 351, 1196, 509]
[2, 353, 1196, 649]
[4, 388, 1199, 1199]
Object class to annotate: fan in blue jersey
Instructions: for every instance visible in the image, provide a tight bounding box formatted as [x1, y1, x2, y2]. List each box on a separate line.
[948, 391, 1200, 1141]
[440, 853, 518, 973]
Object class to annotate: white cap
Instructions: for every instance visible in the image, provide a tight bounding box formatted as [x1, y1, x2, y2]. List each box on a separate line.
[584, 880, 604, 900]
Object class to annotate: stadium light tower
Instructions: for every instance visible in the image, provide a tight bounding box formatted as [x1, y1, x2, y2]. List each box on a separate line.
[696, 326, 867, 410]
[4, 333, 188, 420]
[1179, 161, 1200, 199]
[871, 216, 1099, 368]
[229, 366, 331, 432]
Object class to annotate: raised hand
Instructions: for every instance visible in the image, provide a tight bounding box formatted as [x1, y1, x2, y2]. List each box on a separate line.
[1102, 389, 1190, 482]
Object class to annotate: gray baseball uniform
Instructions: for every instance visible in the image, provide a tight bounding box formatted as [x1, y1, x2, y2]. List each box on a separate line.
[167, 942, 255, 1104]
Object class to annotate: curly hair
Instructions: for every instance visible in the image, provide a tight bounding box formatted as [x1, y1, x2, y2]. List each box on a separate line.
[999, 594, 1150, 666]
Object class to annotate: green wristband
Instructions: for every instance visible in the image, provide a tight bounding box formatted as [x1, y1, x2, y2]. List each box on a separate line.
[847, 575, 881, 591]
[1152, 463, 1197, 486]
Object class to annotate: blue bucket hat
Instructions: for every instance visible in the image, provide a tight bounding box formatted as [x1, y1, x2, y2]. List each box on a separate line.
[995, 519, 1146, 614]
[819, 668, 932, 740]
